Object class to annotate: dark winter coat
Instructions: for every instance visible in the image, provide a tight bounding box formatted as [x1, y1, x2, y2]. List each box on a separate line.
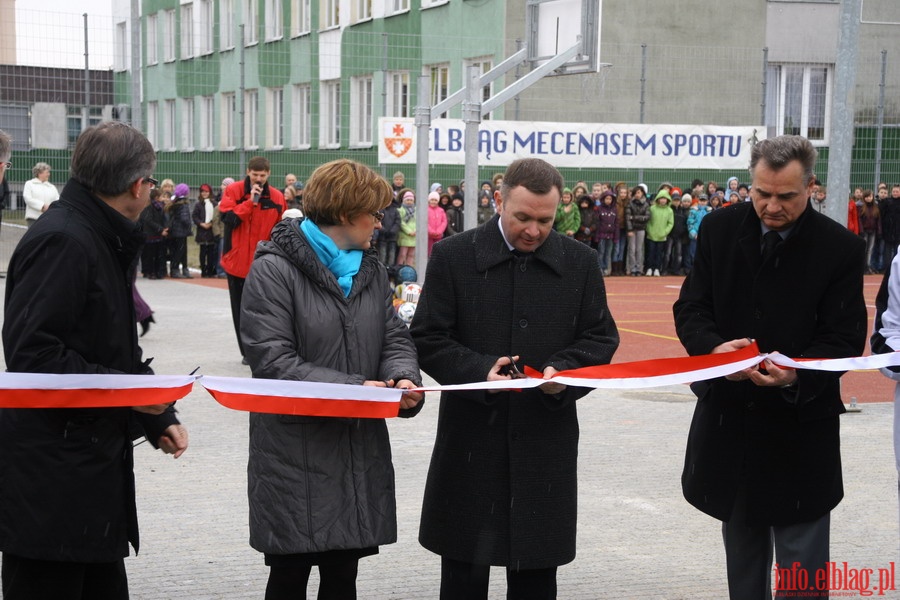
[0, 179, 179, 562]
[409, 215, 619, 569]
[380, 200, 401, 242]
[625, 198, 650, 231]
[673, 202, 866, 525]
[444, 205, 464, 236]
[166, 198, 193, 238]
[139, 198, 167, 241]
[574, 204, 598, 245]
[594, 202, 618, 242]
[192, 198, 218, 244]
[240, 219, 422, 555]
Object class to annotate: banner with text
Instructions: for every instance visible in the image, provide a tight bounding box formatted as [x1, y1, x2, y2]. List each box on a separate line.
[379, 118, 765, 170]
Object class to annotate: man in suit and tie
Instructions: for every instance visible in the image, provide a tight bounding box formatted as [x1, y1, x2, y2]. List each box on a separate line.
[673, 135, 867, 600]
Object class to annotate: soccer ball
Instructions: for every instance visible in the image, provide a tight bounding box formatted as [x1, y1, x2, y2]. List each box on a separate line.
[400, 283, 422, 304]
[397, 301, 417, 324]
[397, 265, 417, 284]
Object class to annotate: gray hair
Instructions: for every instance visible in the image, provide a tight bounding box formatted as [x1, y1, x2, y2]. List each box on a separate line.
[32, 162, 51, 178]
[749, 135, 817, 186]
[0, 130, 10, 163]
[70, 122, 156, 197]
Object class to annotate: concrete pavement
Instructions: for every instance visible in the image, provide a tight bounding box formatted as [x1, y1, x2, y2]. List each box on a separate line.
[0, 243, 896, 598]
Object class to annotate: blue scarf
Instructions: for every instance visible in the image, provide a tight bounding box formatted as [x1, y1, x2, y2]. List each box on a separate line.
[300, 219, 362, 298]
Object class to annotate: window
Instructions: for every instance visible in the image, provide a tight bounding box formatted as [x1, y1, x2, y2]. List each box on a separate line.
[421, 0, 449, 7]
[66, 107, 103, 148]
[427, 63, 449, 118]
[322, 0, 339, 29]
[163, 99, 176, 150]
[350, 75, 373, 146]
[198, 0, 213, 54]
[390, 0, 409, 13]
[244, 0, 259, 45]
[181, 2, 194, 59]
[320, 80, 340, 148]
[115, 22, 127, 71]
[222, 92, 237, 148]
[147, 101, 158, 148]
[163, 9, 176, 62]
[353, 0, 372, 22]
[386, 71, 410, 118]
[244, 89, 259, 148]
[147, 13, 158, 65]
[292, 84, 311, 148]
[200, 95, 214, 149]
[221, 0, 235, 50]
[267, 87, 284, 148]
[465, 57, 493, 119]
[766, 63, 831, 144]
[181, 98, 195, 150]
[265, 0, 283, 40]
[291, 0, 311, 35]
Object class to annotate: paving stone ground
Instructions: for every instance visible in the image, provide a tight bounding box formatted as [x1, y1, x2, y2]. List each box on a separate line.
[1, 267, 897, 599]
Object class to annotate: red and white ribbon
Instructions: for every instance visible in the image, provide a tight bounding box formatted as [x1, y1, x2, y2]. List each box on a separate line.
[2, 345, 900, 416]
[0, 373, 195, 408]
[200, 376, 403, 419]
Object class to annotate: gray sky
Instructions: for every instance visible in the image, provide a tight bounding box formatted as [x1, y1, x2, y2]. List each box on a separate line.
[16, 0, 114, 69]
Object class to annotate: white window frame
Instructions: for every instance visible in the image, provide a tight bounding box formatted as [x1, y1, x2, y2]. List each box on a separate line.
[352, 0, 372, 23]
[389, 0, 409, 14]
[427, 63, 450, 118]
[291, 0, 311, 36]
[350, 75, 373, 147]
[146, 13, 158, 65]
[386, 71, 410, 118]
[163, 9, 176, 62]
[766, 63, 832, 146]
[265, 0, 283, 41]
[322, 0, 339, 29]
[181, 2, 195, 59]
[291, 84, 311, 149]
[421, 0, 449, 8]
[181, 97, 195, 150]
[198, 0, 213, 55]
[114, 22, 128, 71]
[222, 92, 237, 149]
[244, 0, 259, 45]
[244, 89, 259, 149]
[221, 0, 235, 50]
[163, 99, 176, 150]
[465, 57, 493, 120]
[147, 101, 159, 148]
[200, 95, 214, 150]
[319, 80, 341, 149]
[267, 87, 284, 149]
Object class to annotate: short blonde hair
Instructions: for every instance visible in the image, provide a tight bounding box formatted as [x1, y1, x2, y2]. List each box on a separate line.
[32, 162, 51, 178]
[303, 159, 391, 226]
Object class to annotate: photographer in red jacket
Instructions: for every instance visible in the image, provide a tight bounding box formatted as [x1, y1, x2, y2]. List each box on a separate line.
[218, 156, 285, 363]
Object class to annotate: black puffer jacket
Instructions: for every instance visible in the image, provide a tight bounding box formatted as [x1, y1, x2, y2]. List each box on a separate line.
[241, 219, 422, 555]
[0, 180, 179, 562]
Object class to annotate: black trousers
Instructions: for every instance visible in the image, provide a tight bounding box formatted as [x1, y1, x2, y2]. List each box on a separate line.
[440, 557, 557, 600]
[227, 274, 246, 357]
[2, 553, 128, 600]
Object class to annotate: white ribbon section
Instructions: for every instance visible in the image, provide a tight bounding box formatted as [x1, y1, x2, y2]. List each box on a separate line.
[0, 373, 197, 389]
[200, 376, 403, 402]
[768, 352, 900, 372]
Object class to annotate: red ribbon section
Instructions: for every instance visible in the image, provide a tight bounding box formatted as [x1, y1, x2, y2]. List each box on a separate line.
[206, 389, 400, 419]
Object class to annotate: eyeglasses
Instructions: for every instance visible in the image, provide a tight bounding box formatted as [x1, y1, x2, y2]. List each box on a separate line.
[371, 210, 385, 222]
[1, 162, 10, 169]
[144, 176, 159, 189]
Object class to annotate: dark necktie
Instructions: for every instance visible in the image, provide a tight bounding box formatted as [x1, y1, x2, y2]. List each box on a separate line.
[761, 230, 782, 263]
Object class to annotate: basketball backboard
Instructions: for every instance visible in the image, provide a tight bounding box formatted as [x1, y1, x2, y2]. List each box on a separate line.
[526, 0, 601, 75]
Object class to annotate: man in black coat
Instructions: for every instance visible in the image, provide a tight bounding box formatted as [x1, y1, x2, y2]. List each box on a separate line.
[0, 122, 189, 600]
[410, 158, 619, 600]
[673, 135, 866, 600]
